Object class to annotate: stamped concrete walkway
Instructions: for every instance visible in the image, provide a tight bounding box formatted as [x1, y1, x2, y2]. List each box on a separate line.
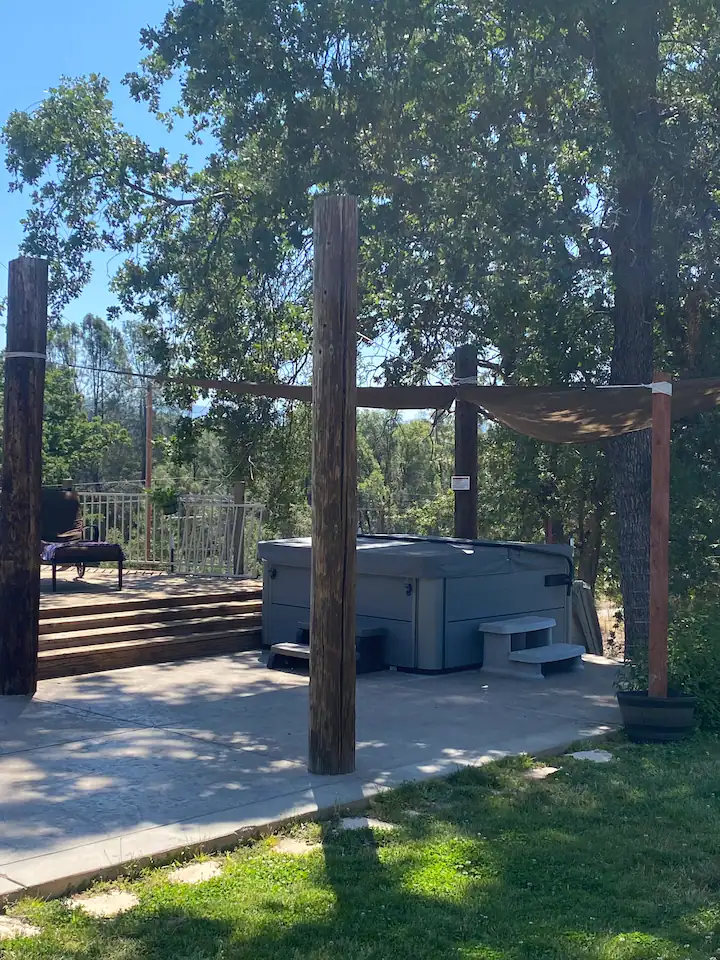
[0, 652, 619, 902]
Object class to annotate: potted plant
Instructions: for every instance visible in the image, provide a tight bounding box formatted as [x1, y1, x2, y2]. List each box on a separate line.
[150, 484, 180, 517]
[616, 657, 696, 743]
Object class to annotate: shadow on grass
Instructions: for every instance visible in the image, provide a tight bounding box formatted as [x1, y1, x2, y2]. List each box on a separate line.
[8, 739, 720, 959]
[9, 740, 720, 960]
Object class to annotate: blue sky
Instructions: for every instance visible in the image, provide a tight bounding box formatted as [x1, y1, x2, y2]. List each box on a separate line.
[0, 0, 199, 321]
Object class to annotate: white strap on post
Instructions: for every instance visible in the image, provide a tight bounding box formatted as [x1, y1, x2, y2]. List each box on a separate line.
[597, 382, 673, 394]
[651, 381, 672, 396]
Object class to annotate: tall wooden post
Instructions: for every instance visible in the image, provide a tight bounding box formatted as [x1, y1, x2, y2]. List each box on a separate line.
[454, 345, 478, 539]
[232, 480, 246, 575]
[0, 257, 48, 696]
[145, 380, 153, 564]
[648, 372, 672, 697]
[309, 195, 358, 775]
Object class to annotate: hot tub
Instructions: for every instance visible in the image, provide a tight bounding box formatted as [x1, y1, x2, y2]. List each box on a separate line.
[257, 534, 573, 672]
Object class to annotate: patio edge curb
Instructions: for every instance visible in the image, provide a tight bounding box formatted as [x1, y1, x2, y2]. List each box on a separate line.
[0, 725, 616, 908]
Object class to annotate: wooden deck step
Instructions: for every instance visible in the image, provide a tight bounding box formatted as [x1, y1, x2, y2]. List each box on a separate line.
[39, 584, 262, 620]
[38, 627, 262, 680]
[39, 611, 262, 650]
[40, 599, 262, 635]
[37, 580, 265, 679]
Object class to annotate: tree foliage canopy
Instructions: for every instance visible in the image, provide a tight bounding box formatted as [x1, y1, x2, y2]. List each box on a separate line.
[6, 1, 720, 644]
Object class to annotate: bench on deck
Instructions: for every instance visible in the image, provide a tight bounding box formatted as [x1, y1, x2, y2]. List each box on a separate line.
[40, 488, 124, 592]
[42, 540, 124, 592]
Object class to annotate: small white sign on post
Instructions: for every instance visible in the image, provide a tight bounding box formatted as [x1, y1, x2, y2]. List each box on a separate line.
[451, 476, 471, 492]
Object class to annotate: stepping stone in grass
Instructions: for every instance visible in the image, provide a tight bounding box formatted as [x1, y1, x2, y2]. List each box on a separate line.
[0, 917, 40, 940]
[524, 765, 560, 780]
[167, 860, 223, 885]
[569, 749, 613, 763]
[272, 838, 321, 855]
[340, 817, 396, 832]
[68, 890, 139, 918]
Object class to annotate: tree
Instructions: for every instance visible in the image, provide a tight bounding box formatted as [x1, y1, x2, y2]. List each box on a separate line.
[357, 412, 454, 534]
[6, 1, 720, 655]
[43, 315, 182, 486]
[0, 365, 130, 485]
[42, 369, 131, 484]
[78, 314, 128, 420]
[494, 0, 720, 651]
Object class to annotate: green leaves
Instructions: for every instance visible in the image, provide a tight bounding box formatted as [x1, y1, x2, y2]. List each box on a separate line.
[3, 75, 190, 308]
[6, 0, 720, 604]
[41, 368, 130, 485]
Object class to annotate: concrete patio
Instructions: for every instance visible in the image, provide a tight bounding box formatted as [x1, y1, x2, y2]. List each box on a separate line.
[0, 651, 619, 903]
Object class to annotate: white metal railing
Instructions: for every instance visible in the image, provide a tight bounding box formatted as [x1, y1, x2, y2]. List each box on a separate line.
[76, 491, 264, 577]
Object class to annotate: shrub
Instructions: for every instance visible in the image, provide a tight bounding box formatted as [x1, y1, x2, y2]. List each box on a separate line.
[617, 591, 720, 730]
[667, 593, 720, 730]
[150, 484, 180, 516]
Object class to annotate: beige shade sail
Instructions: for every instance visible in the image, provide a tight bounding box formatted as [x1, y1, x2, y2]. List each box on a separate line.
[156, 375, 720, 444]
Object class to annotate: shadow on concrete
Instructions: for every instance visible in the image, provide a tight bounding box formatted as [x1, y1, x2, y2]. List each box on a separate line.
[14, 743, 713, 960]
[0, 655, 618, 866]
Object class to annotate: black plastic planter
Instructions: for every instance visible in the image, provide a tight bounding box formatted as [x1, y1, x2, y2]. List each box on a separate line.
[616, 689, 697, 743]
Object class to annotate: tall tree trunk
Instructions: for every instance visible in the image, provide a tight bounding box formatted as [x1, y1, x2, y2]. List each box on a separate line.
[590, 1, 663, 658]
[606, 171, 654, 658]
[577, 505, 603, 592]
[544, 515, 566, 545]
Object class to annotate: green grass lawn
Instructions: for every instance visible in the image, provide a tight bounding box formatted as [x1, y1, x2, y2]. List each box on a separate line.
[5, 735, 720, 960]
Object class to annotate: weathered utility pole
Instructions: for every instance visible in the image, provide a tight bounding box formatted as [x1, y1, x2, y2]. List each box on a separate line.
[308, 195, 358, 775]
[0, 257, 49, 696]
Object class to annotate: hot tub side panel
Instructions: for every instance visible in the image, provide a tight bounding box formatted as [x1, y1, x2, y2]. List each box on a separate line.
[441, 557, 571, 670]
[262, 559, 419, 669]
[259, 538, 572, 673]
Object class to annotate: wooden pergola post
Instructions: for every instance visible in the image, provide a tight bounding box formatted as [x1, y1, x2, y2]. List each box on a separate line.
[232, 480, 247, 575]
[648, 372, 672, 697]
[145, 380, 153, 564]
[0, 257, 48, 696]
[308, 195, 358, 775]
[454, 345, 478, 539]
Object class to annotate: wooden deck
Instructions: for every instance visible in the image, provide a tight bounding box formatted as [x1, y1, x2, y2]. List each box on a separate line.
[40, 568, 261, 610]
[39, 569, 263, 678]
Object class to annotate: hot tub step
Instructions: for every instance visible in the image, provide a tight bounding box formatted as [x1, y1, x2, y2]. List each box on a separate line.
[267, 629, 387, 674]
[484, 643, 585, 681]
[267, 641, 310, 669]
[508, 643, 585, 665]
